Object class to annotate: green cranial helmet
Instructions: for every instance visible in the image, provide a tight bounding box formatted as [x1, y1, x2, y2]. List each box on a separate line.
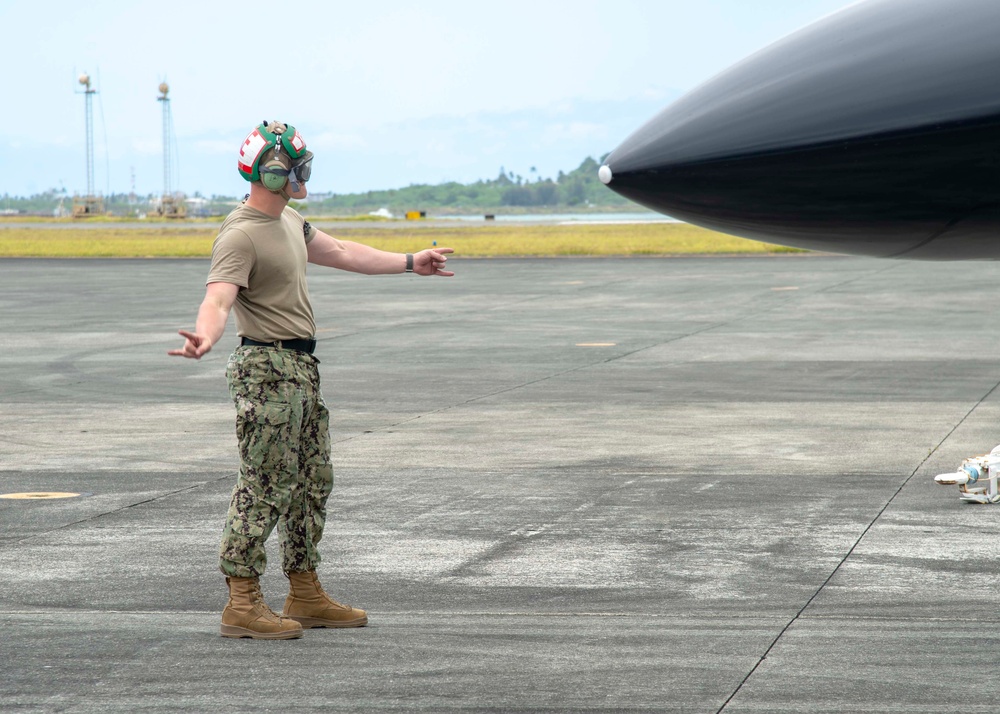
[236, 120, 311, 190]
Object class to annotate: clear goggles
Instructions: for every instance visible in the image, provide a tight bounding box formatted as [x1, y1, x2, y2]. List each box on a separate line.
[290, 152, 313, 184]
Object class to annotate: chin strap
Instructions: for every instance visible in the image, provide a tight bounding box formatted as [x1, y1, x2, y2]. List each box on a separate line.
[253, 182, 291, 201]
[278, 179, 302, 200]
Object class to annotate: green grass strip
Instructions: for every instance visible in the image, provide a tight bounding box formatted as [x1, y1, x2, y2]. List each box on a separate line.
[0, 222, 803, 258]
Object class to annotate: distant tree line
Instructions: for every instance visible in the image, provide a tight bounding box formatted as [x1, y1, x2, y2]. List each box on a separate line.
[307, 156, 629, 215]
[0, 188, 235, 217]
[1, 155, 631, 217]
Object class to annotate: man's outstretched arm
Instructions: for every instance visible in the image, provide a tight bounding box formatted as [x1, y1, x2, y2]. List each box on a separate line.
[168, 282, 240, 359]
[307, 230, 454, 276]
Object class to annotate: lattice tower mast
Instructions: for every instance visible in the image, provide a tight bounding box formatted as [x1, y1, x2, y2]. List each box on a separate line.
[157, 83, 172, 196]
[79, 74, 96, 196]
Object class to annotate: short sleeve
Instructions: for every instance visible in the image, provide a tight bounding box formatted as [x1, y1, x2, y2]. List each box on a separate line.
[207, 229, 254, 287]
[285, 206, 316, 244]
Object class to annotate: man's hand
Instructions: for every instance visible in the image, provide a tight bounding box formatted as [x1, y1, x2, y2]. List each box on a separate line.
[168, 282, 238, 360]
[168, 330, 213, 359]
[413, 248, 455, 276]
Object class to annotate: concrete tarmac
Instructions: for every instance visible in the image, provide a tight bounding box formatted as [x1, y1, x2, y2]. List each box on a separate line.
[3, 255, 1000, 712]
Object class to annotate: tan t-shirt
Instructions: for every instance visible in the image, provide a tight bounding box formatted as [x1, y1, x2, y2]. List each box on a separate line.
[206, 203, 318, 341]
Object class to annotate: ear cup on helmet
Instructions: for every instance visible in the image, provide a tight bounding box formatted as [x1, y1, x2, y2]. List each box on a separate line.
[260, 171, 287, 191]
[258, 148, 291, 191]
[260, 161, 288, 190]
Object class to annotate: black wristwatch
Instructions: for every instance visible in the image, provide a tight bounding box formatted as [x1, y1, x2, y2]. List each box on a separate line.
[405, 254, 414, 272]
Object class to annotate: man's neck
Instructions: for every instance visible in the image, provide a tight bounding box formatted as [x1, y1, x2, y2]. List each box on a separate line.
[244, 185, 288, 217]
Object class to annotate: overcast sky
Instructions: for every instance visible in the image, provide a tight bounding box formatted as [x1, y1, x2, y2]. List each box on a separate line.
[4, 0, 851, 198]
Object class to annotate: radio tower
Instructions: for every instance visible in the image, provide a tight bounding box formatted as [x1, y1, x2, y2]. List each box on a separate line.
[73, 73, 103, 217]
[156, 82, 185, 218]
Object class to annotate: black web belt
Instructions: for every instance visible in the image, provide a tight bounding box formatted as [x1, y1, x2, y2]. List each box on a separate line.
[240, 337, 317, 354]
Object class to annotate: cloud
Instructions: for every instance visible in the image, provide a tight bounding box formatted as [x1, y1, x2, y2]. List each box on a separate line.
[309, 131, 370, 152]
[192, 139, 238, 156]
[540, 122, 608, 145]
[130, 139, 164, 156]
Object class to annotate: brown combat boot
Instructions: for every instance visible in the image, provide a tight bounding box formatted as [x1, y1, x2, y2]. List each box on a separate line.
[220, 576, 304, 639]
[283, 570, 368, 628]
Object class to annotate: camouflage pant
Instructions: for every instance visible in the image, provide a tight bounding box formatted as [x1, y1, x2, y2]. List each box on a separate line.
[219, 346, 333, 578]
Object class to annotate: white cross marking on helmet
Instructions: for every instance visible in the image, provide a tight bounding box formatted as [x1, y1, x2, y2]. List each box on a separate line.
[238, 129, 270, 175]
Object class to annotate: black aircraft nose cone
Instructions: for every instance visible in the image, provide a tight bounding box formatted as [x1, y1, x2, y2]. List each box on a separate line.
[602, 0, 1000, 259]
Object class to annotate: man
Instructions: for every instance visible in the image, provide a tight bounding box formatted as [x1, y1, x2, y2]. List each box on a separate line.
[169, 120, 454, 639]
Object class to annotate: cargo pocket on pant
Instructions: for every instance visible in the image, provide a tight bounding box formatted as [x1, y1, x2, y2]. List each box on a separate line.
[235, 396, 291, 426]
[234, 398, 295, 475]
